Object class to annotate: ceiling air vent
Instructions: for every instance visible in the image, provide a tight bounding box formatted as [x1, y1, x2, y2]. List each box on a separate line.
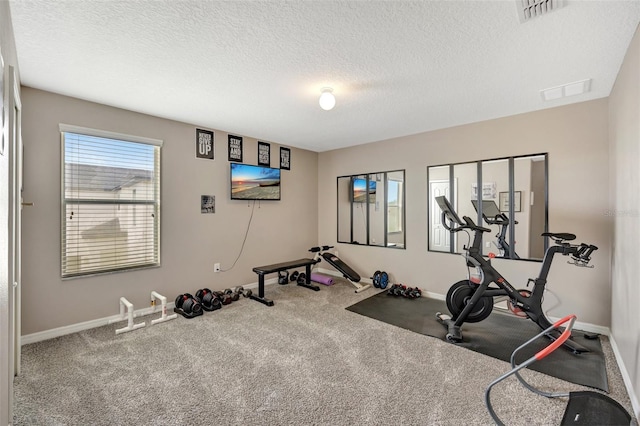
[517, 0, 564, 23]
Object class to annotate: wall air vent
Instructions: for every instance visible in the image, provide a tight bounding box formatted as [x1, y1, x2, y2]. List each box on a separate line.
[517, 0, 564, 23]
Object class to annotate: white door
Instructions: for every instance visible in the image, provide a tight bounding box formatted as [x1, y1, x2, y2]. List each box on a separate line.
[8, 66, 22, 418]
[429, 180, 456, 252]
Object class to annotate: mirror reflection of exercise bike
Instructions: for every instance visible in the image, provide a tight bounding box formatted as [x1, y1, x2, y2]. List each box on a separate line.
[471, 199, 520, 259]
[434, 195, 598, 354]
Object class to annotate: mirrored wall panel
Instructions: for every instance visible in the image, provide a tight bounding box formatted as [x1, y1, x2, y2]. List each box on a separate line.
[427, 154, 547, 261]
[337, 170, 405, 249]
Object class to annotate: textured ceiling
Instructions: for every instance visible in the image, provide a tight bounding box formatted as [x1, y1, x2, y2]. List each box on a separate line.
[8, 1, 640, 152]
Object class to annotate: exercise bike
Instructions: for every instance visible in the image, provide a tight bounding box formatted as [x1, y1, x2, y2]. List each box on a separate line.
[309, 246, 371, 293]
[434, 196, 598, 354]
[471, 199, 520, 259]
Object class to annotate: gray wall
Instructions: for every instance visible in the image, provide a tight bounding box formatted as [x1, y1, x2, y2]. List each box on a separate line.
[0, 1, 20, 423]
[609, 23, 640, 417]
[20, 87, 318, 335]
[319, 99, 611, 327]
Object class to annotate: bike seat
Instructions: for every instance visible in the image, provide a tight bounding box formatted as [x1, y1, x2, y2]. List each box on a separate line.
[542, 232, 576, 242]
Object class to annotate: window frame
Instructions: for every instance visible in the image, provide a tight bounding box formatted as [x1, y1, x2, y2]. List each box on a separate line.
[60, 124, 162, 278]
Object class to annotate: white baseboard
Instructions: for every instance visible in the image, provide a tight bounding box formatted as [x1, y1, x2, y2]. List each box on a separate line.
[609, 334, 640, 419]
[21, 302, 176, 345]
[21, 279, 277, 346]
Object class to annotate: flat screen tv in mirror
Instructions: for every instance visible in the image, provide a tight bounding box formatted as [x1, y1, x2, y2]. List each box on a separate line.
[352, 177, 376, 203]
[230, 163, 281, 200]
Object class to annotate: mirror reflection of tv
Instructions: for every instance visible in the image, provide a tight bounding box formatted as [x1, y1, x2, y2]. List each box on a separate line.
[230, 163, 281, 200]
[352, 177, 376, 203]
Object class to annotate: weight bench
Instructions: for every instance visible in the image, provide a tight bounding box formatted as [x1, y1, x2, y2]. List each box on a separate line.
[251, 258, 320, 306]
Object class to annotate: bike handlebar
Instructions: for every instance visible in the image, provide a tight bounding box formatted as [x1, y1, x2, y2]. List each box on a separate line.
[568, 243, 598, 267]
[441, 211, 491, 234]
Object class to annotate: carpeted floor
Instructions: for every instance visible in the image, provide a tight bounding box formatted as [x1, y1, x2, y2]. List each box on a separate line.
[346, 292, 608, 391]
[13, 280, 637, 426]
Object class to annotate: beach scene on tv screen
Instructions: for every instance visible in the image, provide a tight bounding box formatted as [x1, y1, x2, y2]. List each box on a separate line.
[353, 178, 376, 203]
[231, 164, 281, 200]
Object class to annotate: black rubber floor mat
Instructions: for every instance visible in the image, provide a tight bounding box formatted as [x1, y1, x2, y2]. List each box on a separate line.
[346, 292, 608, 392]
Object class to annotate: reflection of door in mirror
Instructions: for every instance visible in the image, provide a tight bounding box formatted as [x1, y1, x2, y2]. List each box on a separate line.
[428, 166, 455, 252]
[387, 171, 404, 248]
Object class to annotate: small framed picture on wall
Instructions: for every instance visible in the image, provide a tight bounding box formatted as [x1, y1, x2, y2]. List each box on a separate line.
[201, 195, 215, 214]
[280, 147, 291, 170]
[228, 134, 243, 162]
[258, 141, 270, 166]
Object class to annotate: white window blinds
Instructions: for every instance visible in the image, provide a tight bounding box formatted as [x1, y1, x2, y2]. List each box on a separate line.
[61, 125, 161, 278]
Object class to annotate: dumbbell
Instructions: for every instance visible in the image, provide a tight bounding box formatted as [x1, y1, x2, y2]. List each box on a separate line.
[195, 288, 222, 311]
[289, 271, 300, 282]
[233, 286, 249, 300]
[402, 287, 419, 298]
[174, 293, 203, 315]
[223, 288, 241, 302]
[409, 287, 422, 299]
[278, 271, 289, 285]
[235, 287, 253, 298]
[213, 290, 232, 305]
[222, 288, 241, 302]
[393, 284, 407, 296]
[387, 283, 401, 296]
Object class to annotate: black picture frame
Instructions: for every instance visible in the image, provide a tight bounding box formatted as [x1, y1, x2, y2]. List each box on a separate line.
[228, 134, 243, 162]
[280, 147, 291, 170]
[499, 191, 522, 212]
[195, 128, 214, 160]
[201, 195, 215, 214]
[258, 141, 270, 166]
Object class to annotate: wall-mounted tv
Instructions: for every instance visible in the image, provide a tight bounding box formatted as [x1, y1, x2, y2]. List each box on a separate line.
[352, 177, 376, 203]
[230, 163, 281, 200]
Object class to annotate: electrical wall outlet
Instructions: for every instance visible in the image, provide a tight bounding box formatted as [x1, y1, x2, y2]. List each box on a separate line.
[214, 263, 221, 272]
[486, 242, 491, 248]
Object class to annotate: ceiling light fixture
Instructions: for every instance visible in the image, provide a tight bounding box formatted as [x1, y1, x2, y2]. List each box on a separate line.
[319, 87, 336, 111]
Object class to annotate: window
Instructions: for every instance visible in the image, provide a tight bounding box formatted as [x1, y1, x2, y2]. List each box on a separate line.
[61, 124, 162, 278]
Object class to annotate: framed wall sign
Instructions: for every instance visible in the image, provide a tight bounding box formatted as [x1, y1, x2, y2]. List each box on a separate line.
[471, 181, 496, 200]
[196, 128, 214, 160]
[201, 195, 215, 213]
[499, 191, 522, 212]
[280, 147, 290, 170]
[258, 141, 270, 166]
[228, 134, 243, 162]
